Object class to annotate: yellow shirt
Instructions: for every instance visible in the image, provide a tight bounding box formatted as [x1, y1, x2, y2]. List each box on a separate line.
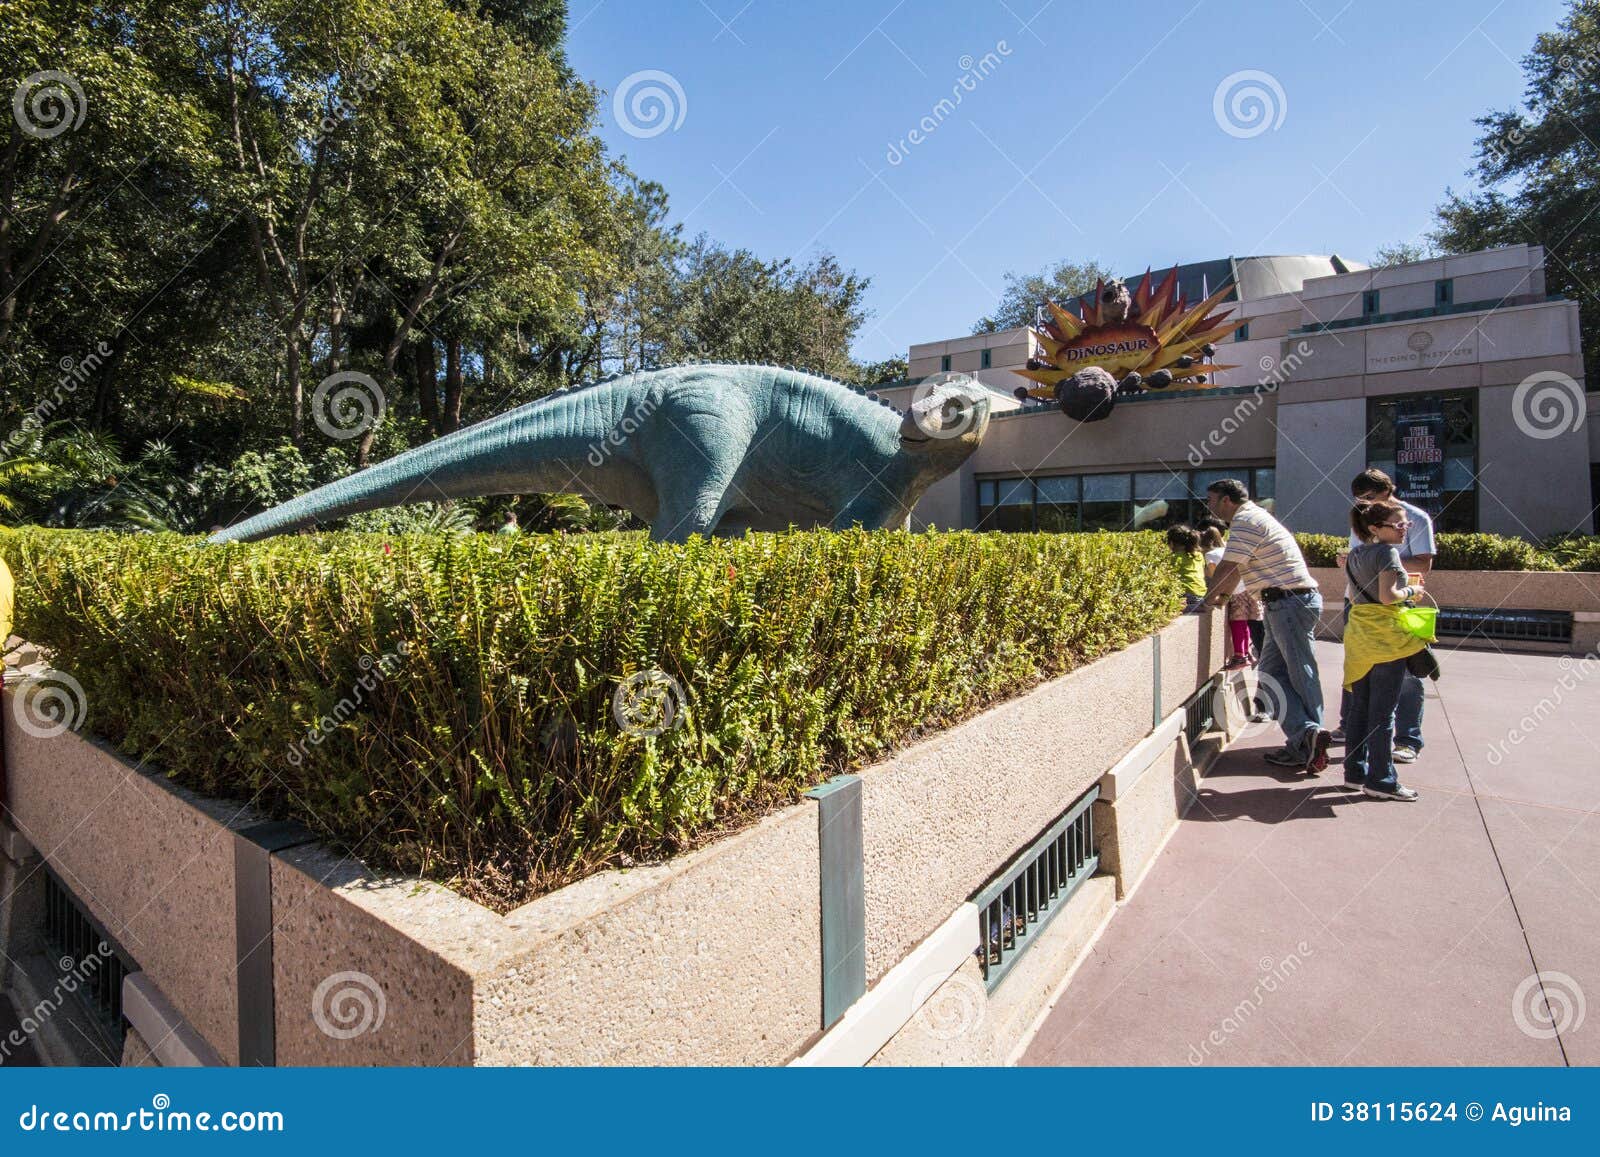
[0, 556, 12, 644]
[1170, 550, 1207, 597]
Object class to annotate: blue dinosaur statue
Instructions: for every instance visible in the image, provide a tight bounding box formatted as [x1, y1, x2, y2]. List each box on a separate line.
[208, 364, 993, 543]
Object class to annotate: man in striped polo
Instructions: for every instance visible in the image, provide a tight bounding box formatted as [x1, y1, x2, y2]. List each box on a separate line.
[1202, 479, 1331, 773]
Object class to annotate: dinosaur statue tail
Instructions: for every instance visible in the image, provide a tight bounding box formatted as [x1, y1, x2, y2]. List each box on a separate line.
[207, 400, 558, 543]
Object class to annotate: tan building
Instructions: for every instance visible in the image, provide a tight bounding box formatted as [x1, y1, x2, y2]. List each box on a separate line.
[881, 244, 1597, 539]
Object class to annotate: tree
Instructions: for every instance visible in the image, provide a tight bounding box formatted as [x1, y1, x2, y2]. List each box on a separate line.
[1431, 0, 1600, 381]
[856, 356, 908, 385]
[633, 235, 871, 375]
[1370, 241, 1440, 268]
[972, 259, 1116, 333]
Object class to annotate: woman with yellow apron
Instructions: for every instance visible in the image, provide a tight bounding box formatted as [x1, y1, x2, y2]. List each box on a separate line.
[1342, 499, 1425, 801]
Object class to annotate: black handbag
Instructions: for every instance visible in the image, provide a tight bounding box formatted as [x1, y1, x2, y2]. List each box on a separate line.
[1405, 645, 1441, 681]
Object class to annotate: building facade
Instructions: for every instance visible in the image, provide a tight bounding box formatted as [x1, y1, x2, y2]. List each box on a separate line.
[880, 245, 1598, 540]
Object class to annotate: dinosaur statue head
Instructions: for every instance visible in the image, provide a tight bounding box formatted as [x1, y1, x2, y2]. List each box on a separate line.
[898, 375, 991, 459]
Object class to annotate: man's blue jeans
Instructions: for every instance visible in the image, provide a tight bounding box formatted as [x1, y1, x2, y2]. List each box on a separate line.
[1344, 657, 1408, 790]
[1338, 599, 1425, 749]
[1258, 589, 1325, 757]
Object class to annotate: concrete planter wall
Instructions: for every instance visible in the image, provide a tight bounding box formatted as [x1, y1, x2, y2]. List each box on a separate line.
[1, 615, 1227, 1067]
[1306, 566, 1600, 652]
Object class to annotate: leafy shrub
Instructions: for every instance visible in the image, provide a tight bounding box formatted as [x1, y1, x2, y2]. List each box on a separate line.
[1, 527, 1181, 910]
[1296, 531, 1563, 571]
[1434, 533, 1555, 572]
[1539, 535, 1600, 572]
[1295, 534, 1344, 568]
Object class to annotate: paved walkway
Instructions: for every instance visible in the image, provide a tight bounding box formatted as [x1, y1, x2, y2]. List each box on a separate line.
[1024, 642, 1597, 1066]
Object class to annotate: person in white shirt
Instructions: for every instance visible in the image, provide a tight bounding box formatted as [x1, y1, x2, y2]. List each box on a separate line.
[1335, 469, 1435, 762]
[1203, 479, 1331, 774]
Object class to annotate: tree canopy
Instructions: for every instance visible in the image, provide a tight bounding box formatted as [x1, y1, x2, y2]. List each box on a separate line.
[1431, 0, 1600, 380]
[972, 259, 1116, 333]
[1, 0, 882, 531]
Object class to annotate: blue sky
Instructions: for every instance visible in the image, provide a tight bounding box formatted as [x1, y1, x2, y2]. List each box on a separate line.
[567, 0, 1568, 363]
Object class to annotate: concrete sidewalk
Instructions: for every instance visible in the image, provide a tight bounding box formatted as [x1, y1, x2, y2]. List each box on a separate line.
[1023, 642, 1597, 1067]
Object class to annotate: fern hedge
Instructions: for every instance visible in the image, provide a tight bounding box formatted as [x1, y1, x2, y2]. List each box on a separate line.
[1, 527, 1180, 910]
[1294, 531, 1598, 572]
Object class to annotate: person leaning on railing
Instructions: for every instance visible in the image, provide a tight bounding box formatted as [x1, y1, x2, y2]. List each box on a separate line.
[1203, 479, 1331, 773]
[1341, 498, 1427, 802]
[1, 554, 12, 816]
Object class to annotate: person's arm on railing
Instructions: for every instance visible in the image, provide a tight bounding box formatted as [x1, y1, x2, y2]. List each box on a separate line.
[1204, 560, 1242, 608]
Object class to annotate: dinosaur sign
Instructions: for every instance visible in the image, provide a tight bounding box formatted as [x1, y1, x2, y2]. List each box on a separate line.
[1012, 267, 1247, 422]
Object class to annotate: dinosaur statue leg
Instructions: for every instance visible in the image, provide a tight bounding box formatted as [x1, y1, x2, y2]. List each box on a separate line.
[829, 493, 902, 534]
[640, 387, 755, 543]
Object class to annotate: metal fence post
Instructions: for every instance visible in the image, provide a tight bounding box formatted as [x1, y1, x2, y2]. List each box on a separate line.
[1151, 632, 1163, 730]
[234, 820, 317, 1067]
[805, 774, 865, 1030]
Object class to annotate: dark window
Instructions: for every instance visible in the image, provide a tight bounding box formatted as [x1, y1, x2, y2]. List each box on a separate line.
[1368, 391, 1477, 532]
[1435, 279, 1453, 306]
[1236, 321, 1250, 341]
[1081, 473, 1132, 532]
[1362, 289, 1380, 316]
[940, 354, 951, 372]
[1035, 475, 1080, 532]
[976, 477, 1033, 532]
[979, 466, 1276, 533]
[980, 348, 992, 369]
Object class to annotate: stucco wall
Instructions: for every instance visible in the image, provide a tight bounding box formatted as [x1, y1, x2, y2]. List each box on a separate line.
[1273, 398, 1369, 534]
[3, 612, 1225, 1067]
[0, 708, 259, 1066]
[1478, 382, 1595, 537]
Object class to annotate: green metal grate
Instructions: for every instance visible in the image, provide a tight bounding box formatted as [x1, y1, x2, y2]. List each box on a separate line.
[1183, 676, 1220, 746]
[1436, 606, 1572, 645]
[973, 786, 1099, 991]
[41, 869, 133, 1033]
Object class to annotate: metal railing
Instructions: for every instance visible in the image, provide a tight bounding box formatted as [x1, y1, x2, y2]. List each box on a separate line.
[1436, 606, 1573, 645]
[1183, 676, 1221, 746]
[973, 786, 1099, 991]
[42, 869, 133, 1032]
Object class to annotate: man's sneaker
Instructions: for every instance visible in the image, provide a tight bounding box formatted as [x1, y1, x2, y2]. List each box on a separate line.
[1342, 780, 1365, 792]
[1363, 783, 1419, 801]
[1393, 745, 1418, 763]
[1263, 748, 1303, 767]
[1304, 729, 1332, 773]
[1330, 728, 1346, 743]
